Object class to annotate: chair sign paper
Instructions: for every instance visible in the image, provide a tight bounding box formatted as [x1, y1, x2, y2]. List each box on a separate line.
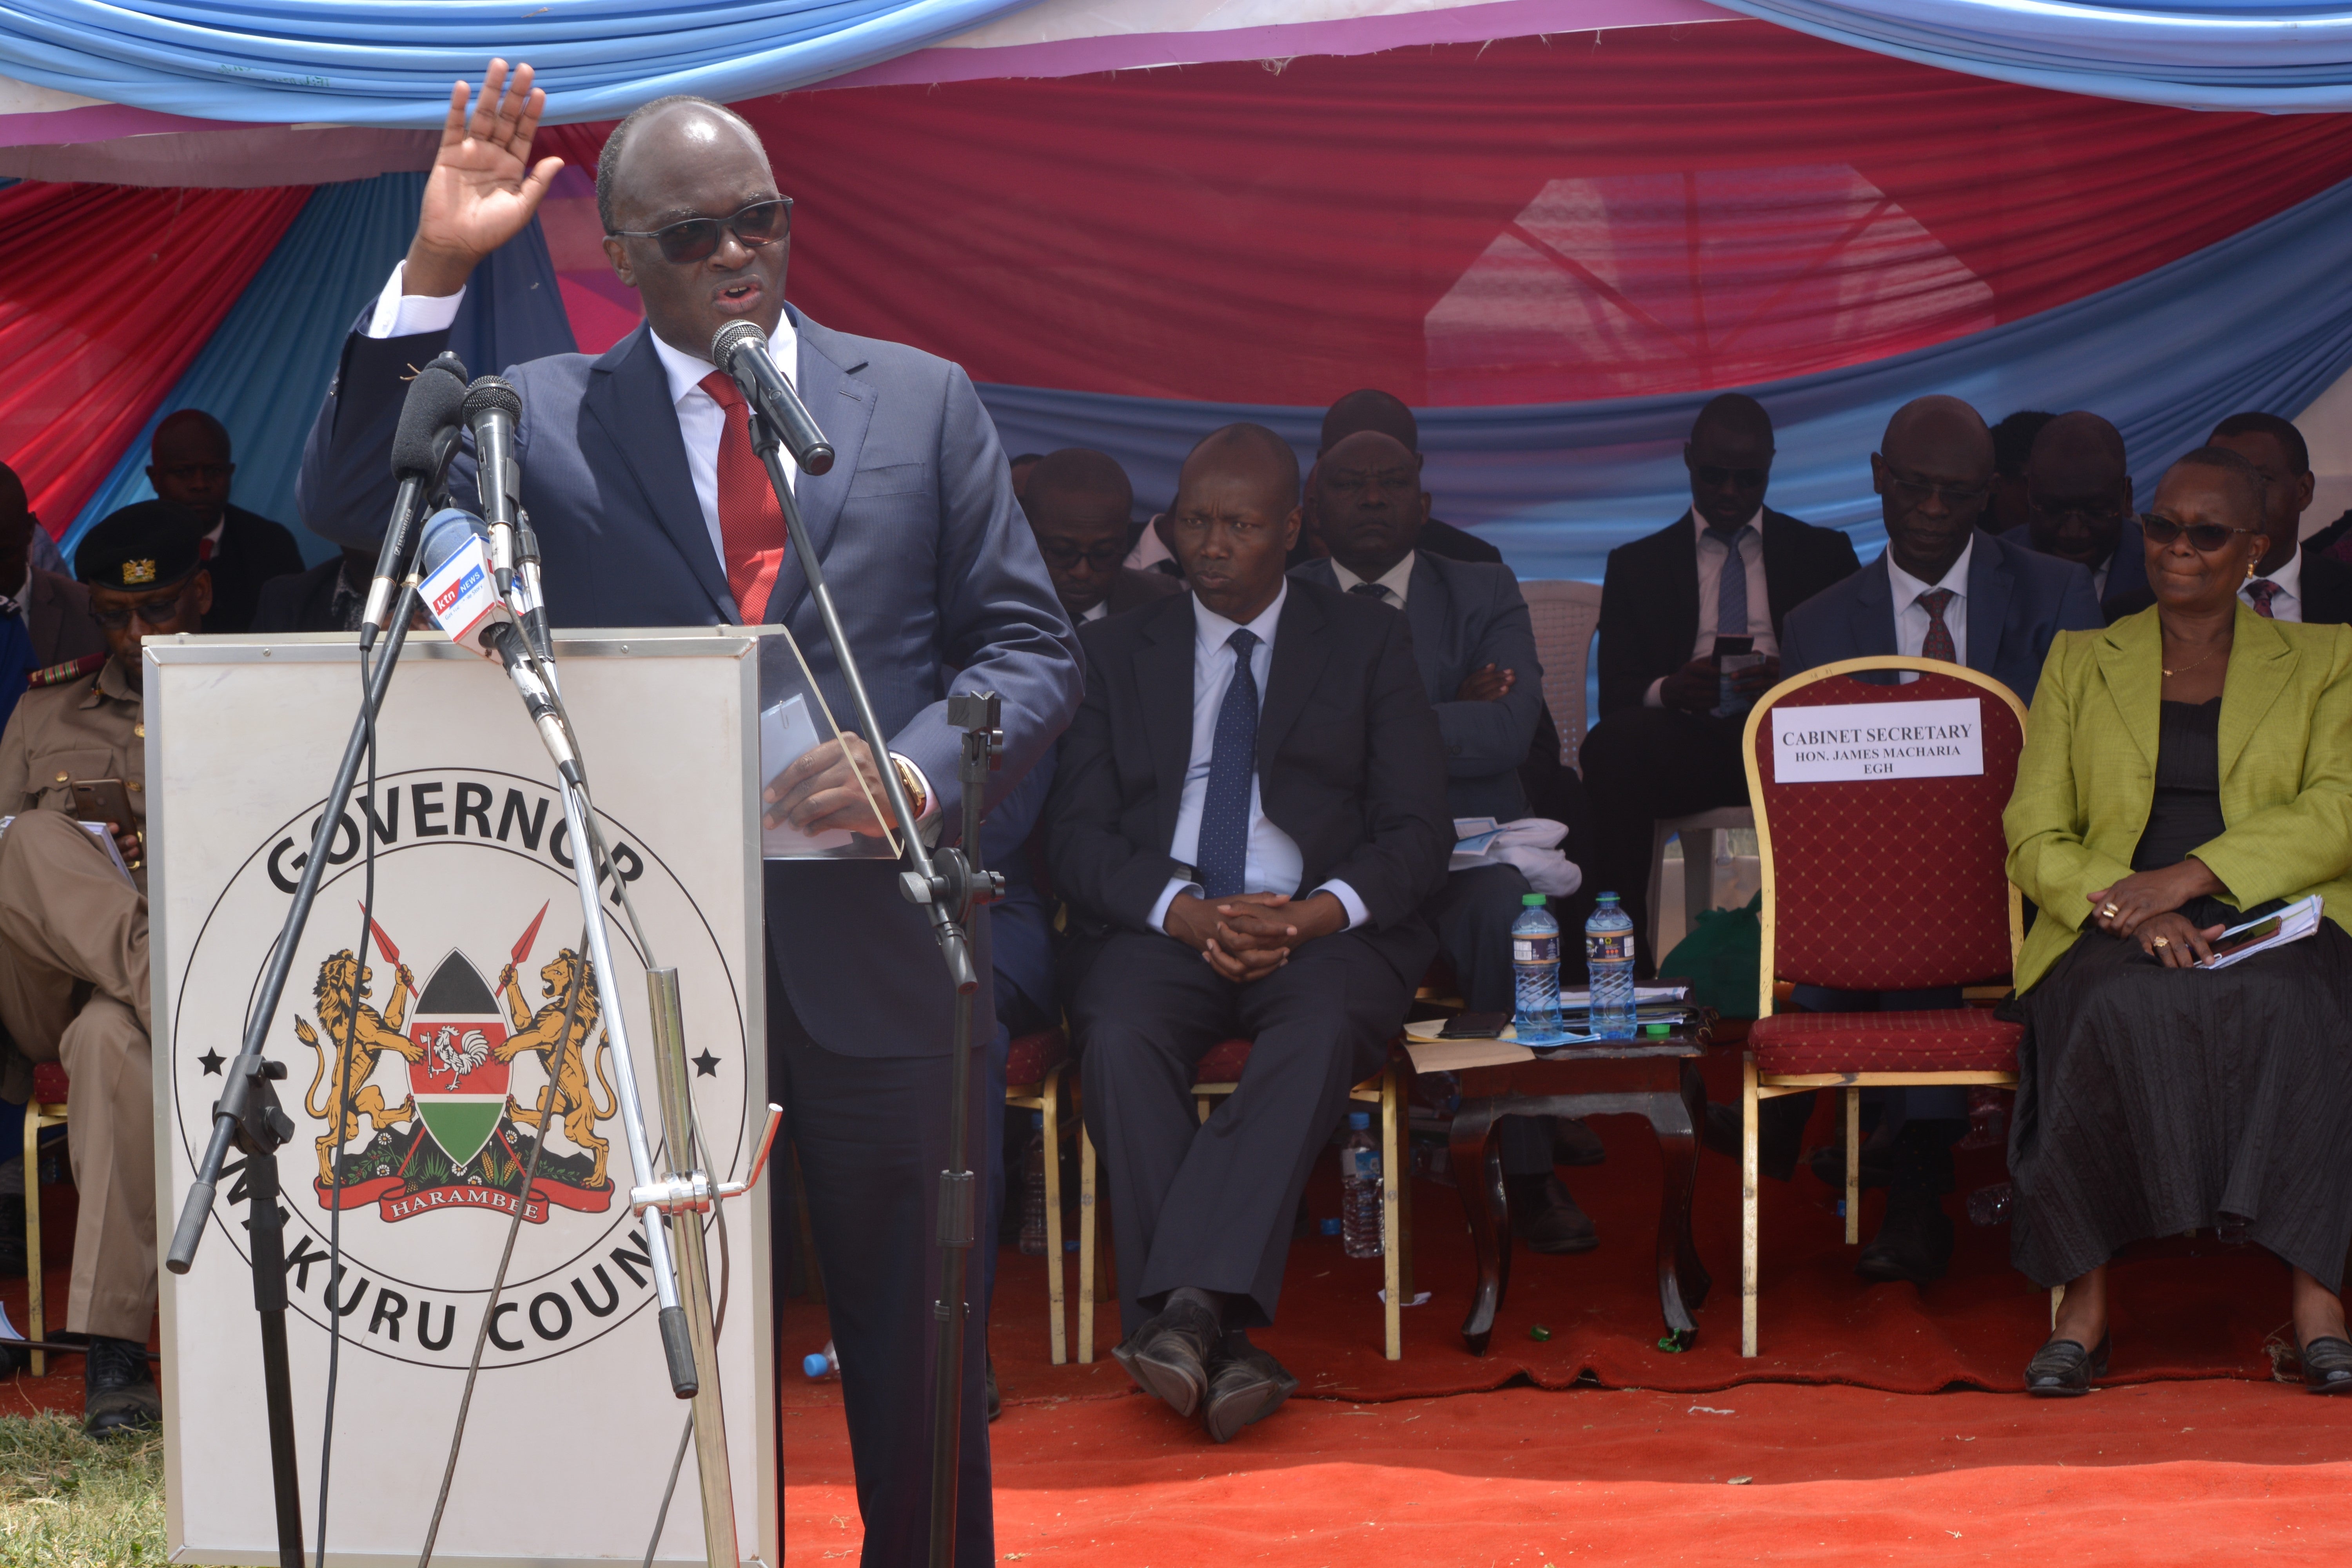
[1770, 697, 1984, 782]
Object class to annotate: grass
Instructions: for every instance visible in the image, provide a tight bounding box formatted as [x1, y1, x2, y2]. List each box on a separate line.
[0, 1413, 167, 1567]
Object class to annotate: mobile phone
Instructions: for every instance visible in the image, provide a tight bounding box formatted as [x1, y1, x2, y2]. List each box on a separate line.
[2205, 913, 2283, 961]
[71, 778, 137, 830]
[1439, 1011, 1512, 1040]
[1710, 635, 1754, 664]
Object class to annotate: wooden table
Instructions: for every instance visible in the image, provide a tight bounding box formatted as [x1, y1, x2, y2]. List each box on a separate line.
[1443, 1028, 1713, 1353]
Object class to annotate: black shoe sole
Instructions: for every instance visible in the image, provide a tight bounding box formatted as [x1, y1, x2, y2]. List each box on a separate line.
[1202, 1374, 1283, 1443]
[1521, 1230, 1601, 1256]
[1114, 1339, 1207, 1418]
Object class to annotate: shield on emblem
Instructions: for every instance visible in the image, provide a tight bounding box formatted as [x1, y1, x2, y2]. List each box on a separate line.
[407, 952, 511, 1167]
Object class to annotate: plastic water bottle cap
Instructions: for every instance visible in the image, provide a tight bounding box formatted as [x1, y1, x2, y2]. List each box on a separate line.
[803, 1352, 832, 1378]
[1521, 892, 1547, 907]
[1348, 1111, 1371, 1130]
[1320, 1218, 1342, 1236]
[1031, 1109, 1044, 1130]
[1597, 891, 1620, 904]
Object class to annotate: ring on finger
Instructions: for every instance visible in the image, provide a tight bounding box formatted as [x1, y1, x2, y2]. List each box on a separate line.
[2152, 936, 2169, 948]
[2101, 903, 2121, 917]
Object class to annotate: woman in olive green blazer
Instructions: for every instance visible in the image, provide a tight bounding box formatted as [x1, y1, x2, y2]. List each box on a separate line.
[2002, 447, 2352, 1399]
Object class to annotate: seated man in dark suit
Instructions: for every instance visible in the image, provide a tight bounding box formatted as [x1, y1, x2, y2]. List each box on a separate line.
[1022, 448, 1183, 625]
[1761, 394, 2101, 1285]
[1581, 393, 1860, 969]
[252, 547, 374, 634]
[1986, 410, 2055, 539]
[2191, 412, 2351, 626]
[145, 410, 305, 636]
[0, 462, 104, 739]
[1307, 388, 1501, 565]
[1290, 427, 1599, 1251]
[1048, 423, 1450, 1443]
[1999, 410, 2147, 621]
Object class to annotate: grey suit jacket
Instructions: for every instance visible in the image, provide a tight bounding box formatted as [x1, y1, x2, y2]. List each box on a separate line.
[24, 569, 103, 666]
[298, 308, 1082, 1057]
[1780, 528, 2103, 703]
[1290, 553, 1542, 820]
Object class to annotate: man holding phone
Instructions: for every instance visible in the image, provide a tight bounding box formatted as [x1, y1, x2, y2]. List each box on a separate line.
[1580, 395, 1860, 969]
[0, 501, 209, 1436]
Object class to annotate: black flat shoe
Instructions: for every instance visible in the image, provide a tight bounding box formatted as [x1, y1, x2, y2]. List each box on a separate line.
[1508, 1174, 1599, 1255]
[2024, 1332, 2110, 1398]
[1111, 1298, 1220, 1419]
[1552, 1118, 1607, 1169]
[1201, 1341, 1298, 1443]
[1855, 1203, 1953, 1286]
[2298, 1336, 2352, 1394]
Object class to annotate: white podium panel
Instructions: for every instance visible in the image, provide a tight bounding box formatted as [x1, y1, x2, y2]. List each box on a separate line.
[148, 630, 775, 1568]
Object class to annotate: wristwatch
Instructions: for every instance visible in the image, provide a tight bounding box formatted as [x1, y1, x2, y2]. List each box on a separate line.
[889, 755, 928, 820]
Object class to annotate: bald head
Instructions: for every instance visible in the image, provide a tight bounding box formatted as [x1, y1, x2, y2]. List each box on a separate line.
[1022, 449, 1136, 617]
[597, 96, 766, 230]
[148, 408, 235, 527]
[597, 95, 789, 359]
[1321, 389, 1417, 456]
[1684, 393, 1776, 530]
[1169, 423, 1301, 621]
[2022, 410, 2131, 571]
[1874, 396, 1992, 583]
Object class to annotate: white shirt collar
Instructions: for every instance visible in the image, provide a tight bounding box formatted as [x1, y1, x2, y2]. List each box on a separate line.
[1329, 550, 1417, 608]
[1080, 599, 1110, 623]
[1885, 534, 1974, 607]
[1192, 579, 1287, 654]
[1690, 506, 1764, 542]
[646, 311, 800, 410]
[2252, 545, 2304, 602]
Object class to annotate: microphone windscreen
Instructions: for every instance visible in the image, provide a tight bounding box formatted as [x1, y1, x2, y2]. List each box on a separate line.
[710, 319, 764, 371]
[391, 358, 473, 480]
[463, 375, 523, 422]
[415, 506, 490, 581]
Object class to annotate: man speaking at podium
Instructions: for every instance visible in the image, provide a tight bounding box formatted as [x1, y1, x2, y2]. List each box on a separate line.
[298, 61, 1082, 1566]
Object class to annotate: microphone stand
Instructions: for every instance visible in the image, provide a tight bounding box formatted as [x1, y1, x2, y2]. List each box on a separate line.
[164, 574, 436, 1568]
[742, 406, 1002, 1568]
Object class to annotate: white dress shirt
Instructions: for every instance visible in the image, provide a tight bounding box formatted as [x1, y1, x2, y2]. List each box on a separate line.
[1080, 599, 1111, 623]
[2245, 547, 2305, 622]
[1330, 550, 1416, 608]
[1147, 583, 1368, 934]
[1646, 508, 1775, 707]
[1886, 535, 1974, 672]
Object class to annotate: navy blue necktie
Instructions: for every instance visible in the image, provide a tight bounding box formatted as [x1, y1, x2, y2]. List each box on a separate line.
[1710, 524, 1749, 638]
[1197, 628, 1261, 899]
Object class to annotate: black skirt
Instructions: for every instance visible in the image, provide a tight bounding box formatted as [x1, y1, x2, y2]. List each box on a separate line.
[2006, 898, 2352, 1290]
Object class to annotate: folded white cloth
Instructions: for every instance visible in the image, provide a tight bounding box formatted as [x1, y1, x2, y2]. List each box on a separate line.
[1450, 816, 1582, 897]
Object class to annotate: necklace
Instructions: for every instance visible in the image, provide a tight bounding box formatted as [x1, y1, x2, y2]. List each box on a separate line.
[2161, 638, 2227, 679]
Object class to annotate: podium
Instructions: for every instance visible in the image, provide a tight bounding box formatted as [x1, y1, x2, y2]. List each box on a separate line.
[147, 629, 776, 1568]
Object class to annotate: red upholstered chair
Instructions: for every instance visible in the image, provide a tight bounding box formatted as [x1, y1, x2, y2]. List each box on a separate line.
[1003, 1027, 1076, 1363]
[1073, 1043, 1412, 1362]
[1739, 657, 2028, 1357]
[25, 1061, 69, 1376]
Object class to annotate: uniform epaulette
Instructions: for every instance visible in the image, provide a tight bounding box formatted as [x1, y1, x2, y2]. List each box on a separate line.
[25, 653, 104, 689]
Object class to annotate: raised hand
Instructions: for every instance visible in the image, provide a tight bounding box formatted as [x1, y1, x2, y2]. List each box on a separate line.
[405, 59, 565, 297]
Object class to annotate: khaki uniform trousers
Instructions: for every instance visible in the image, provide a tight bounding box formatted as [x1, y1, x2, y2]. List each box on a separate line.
[0, 810, 154, 1342]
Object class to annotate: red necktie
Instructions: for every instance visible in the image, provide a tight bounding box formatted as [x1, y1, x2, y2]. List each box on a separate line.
[1918, 588, 1957, 663]
[196, 534, 216, 561]
[2246, 578, 2281, 618]
[697, 370, 788, 623]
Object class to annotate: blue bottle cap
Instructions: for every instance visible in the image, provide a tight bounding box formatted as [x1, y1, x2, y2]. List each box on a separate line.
[803, 1352, 832, 1378]
[1348, 1111, 1372, 1130]
[1031, 1109, 1044, 1130]
[1320, 1218, 1342, 1236]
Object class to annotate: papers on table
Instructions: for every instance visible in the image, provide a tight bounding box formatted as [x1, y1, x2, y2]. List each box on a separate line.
[2195, 894, 2324, 971]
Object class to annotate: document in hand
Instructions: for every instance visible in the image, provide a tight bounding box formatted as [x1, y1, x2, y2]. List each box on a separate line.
[2195, 894, 2324, 971]
[0, 815, 136, 885]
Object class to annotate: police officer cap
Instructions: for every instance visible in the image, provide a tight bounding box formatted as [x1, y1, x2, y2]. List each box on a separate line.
[75, 500, 206, 592]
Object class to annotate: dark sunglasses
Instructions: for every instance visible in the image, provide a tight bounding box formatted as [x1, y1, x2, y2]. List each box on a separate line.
[91, 586, 196, 631]
[1037, 540, 1126, 573]
[2141, 513, 2263, 553]
[1692, 464, 1769, 489]
[608, 197, 793, 264]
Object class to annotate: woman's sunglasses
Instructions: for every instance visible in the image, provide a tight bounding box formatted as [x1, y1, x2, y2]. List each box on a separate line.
[2141, 513, 2263, 553]
[608, 198, 793, 265]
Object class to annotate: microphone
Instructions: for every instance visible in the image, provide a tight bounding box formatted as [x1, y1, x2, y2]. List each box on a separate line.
[710, 321, 834, 476]
[416, 508, 582, 785]
[463, 376, 524, 595]
[360, 352, 470, 650]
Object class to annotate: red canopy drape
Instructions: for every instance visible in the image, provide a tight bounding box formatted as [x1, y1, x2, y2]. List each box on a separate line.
[0, 182, 309, 532]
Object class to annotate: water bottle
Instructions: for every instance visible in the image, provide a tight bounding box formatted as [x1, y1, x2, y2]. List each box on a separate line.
[802, 1339, 839, 1379]
[1511, 893, 1562, 1042]
[1339, 1112, 1382, 1259]
[1019, 1110, 1049, 1257]
[1584, 892, 1637, 1039]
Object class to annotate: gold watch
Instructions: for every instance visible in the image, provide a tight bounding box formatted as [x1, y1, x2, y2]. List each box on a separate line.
[890, 755, 928, 819]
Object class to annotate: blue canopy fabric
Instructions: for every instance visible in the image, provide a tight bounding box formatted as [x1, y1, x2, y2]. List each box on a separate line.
[1711, 2, 2352, 111]
[0, 0, 1035, 127]
[977, 171, 2352, 585]
[67, 171, 576, 560]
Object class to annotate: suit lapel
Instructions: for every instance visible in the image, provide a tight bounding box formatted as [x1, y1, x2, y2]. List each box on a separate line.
[764, 311, 877, 626]
[1136, 597, 1197, 855]
[2219, 605, 2298, 781]
[1665, 513, 1701, 656]
[1851, 557, 1900, 657]
[582, 324, 735, 622]
[1258, 586, 1330, 766]
[2093, 610, 2161, 766]
[1405, 555, 1446, 699]
[1965, 532, 2013, 681]
[1760, 509, 1800, 631]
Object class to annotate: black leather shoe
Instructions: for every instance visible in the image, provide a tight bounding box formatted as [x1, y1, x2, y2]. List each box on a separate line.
[985, 1354, 1002, 1422]
[2024, 1332, 2109, 1397]
[1508, 1174, 1599, 1255]
[83, 1336, 160, 1437]
[1808, 1140, 1894, 1191]
[2299, 1336, 2352, 1394]
[1552, 1119, 1606, 1168]
[1201, 1340, 1298, 1443]
[1111, 1298, 1220, 1418]
[1854, 1203, 1954, 1285]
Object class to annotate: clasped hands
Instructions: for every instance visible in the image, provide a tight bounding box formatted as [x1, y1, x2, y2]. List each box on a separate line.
[2088, 858, 2227, 968]
[1164, 890, 1346, 982]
